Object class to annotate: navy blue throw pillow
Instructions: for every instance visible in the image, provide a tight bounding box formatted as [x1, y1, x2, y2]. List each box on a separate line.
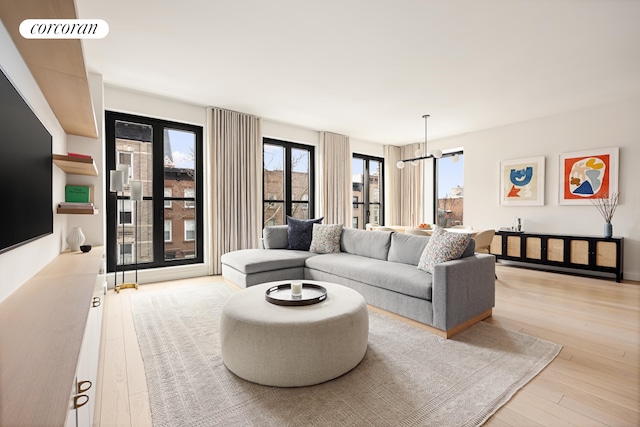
[287, 216, 323, 250]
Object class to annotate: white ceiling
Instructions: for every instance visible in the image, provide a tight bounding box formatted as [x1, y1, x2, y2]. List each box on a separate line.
[76, 0, 640, 144]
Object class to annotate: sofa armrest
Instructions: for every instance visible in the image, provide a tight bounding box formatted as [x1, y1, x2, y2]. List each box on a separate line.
[431, 254, 496, 331]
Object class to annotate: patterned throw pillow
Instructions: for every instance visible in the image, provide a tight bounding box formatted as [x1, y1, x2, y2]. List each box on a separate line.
[417, 227, 472, 274]
[309, 224, 343, 254]
[286, 216, 323, 250]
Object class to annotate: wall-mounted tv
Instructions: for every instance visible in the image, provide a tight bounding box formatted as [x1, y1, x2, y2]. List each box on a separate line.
[0, 67, 53, 254]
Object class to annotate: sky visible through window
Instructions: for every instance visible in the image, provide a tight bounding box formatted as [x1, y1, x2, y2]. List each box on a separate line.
[167, 129, 195, 169]
[438, 154, 464, 197]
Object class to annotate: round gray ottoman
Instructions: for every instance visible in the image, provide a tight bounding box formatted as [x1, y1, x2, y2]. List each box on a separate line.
[220, 280, 369, 387]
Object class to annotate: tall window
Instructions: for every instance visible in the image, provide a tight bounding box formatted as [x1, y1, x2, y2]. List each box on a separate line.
[435, 151, 464, 227]
[352, 154, 384, 229]
[263, 138, 315, 227]
[106, 111, 203, 273]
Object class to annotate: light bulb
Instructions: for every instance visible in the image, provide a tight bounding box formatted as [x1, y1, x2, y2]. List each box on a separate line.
[432, 149, 443, 159]
[411, 160, 419, 166]
[451, 153, 460, 163]
[414, 149, 422, 157]
[396, 160, 405, 169]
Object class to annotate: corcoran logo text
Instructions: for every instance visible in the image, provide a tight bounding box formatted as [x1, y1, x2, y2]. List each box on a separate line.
[20, 19, 109, 39]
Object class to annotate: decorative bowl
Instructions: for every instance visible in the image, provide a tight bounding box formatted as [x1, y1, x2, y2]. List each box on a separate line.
[80, 245, 92, 253]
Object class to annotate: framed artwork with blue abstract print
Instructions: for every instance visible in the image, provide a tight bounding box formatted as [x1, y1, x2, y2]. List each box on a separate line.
[500, 156, 545, 206]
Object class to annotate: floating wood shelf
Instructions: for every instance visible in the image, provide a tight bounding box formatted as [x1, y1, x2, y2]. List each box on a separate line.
[53, 154, 98, 176]
[57, 207, 99, 215]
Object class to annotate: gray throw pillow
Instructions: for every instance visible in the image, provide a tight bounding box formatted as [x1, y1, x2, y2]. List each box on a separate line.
[286, 216, 323, 250]
[309, 224, 343, 254]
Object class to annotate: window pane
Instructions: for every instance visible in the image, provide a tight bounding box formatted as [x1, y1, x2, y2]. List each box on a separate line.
[369, 160, 381, 203]
[264, 144, 284, 225]
[114, 119, 154, 267]
[291, 148, 310, 201]
[291, 202, 309, 220]
[136, 199, 153, 265]
[352, 158, 364, 227]
[164, 200, 196, 260]
[164, 129, 197, 261]
[436, 153, 464, 227]
[264, 202, 284, 226]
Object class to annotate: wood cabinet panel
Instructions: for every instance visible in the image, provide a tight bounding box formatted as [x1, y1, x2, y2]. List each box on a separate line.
[547, 239, 564, 262]
[570, 240, 590, 265]
[525, 237, 542, 260]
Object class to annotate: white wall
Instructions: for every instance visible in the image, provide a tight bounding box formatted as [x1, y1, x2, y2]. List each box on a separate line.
[0, 21, 68, 302]
[66, 72, 105, 248]
[429, 96, 640, 280]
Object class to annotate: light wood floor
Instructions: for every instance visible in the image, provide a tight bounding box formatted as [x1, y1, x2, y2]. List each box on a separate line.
[94, 266, 640, 426]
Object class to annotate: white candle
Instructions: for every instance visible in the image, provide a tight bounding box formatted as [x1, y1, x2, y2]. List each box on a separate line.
[291, 281, 302, 296]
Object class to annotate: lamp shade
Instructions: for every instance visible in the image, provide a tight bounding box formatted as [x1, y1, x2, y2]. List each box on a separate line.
[117, 163, 130, 185]
[130, 180, 143, 201]
[109, 170, 123, 192]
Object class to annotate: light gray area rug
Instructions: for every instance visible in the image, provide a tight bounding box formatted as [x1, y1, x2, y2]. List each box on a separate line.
[130, 283, 561, 427]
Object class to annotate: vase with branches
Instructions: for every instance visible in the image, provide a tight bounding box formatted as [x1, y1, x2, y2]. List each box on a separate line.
[590, 192, 620, 238]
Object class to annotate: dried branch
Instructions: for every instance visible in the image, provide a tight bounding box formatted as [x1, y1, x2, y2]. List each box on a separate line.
[590, 192, 620, 223]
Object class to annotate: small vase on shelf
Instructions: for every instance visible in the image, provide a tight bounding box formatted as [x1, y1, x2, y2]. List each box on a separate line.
[604, 222, 613, 239]
[66, 227, 85, 251]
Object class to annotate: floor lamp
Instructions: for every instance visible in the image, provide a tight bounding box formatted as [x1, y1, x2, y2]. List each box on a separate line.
[111, 165, 139, 293]
[109, 168, 125, 291]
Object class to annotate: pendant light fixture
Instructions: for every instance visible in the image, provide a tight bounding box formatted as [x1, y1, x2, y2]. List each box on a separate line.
[396, 114, 442, 169]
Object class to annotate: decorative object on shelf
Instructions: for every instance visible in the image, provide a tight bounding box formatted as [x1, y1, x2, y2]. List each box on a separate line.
[66, 227, 85, 252]
[396, 115, 443, 169]
[559, 147, 619, 205]
[499, 156, 545, 206]
[80, 244, 92, 253]
[590, 192, 620, 238]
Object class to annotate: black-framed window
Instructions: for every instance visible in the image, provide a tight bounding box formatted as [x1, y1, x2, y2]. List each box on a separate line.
[263, 138, 315, 226]
[106, 111, 204, 273]
[352, 154, 384, 229]
[434, 151, 464, 227]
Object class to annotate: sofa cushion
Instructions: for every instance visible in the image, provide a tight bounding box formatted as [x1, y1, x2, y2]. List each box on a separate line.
[263, 225, 289, 249]
[287, 216, 323, 250]
[221, 249, 316, 274]
[309, 223, 343, 254]
[305, 253, 433, 301]
[340, 228, 392, 260]
[388, 233, 430, 265]
[417, 227, 473, 274]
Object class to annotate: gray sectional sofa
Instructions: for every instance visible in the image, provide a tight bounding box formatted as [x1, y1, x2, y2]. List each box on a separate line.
[221, 226, 496, 337]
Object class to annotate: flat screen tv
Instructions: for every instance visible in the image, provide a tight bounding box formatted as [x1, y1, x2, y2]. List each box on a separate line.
[0, 67, 53, 254]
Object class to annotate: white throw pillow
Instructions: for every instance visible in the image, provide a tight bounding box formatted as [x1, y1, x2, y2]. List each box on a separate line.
[309, 224, 343, 254]
[417, 227, 472, 273]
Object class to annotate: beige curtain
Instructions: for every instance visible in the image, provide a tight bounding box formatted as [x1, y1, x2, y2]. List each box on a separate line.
[318, 132, 351, 226]
[384, 145, 402, 226]
[384, 143, 423, 226]
[209, 107, 262, 274]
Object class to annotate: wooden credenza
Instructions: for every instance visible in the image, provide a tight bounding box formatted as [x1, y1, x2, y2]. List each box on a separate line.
[0, 248, 104, 427]
[490, 231, 624, 282]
